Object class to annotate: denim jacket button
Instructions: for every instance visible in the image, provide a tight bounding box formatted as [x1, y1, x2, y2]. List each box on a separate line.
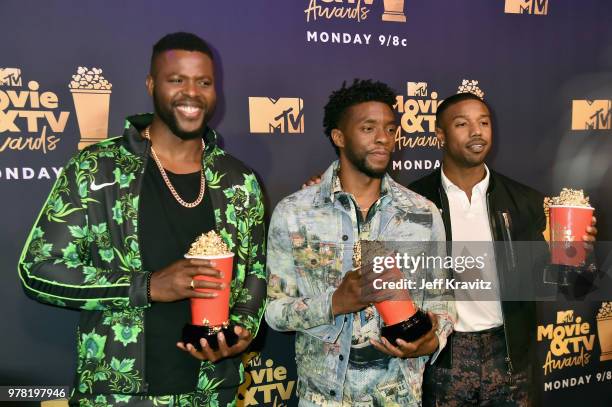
[342, 235, 348, 241]
[330, 390, 336, 396]
[339, 354, 344, 361]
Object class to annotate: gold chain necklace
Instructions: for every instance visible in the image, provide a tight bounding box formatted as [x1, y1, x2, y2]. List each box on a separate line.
[144, 126, 206, 208]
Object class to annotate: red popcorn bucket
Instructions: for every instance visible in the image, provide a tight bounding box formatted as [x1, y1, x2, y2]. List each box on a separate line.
[375, 299, 416, 326]
[373, 268, 432, 344]
[182, 253, 237, 350]
[550, 206, 594, 266]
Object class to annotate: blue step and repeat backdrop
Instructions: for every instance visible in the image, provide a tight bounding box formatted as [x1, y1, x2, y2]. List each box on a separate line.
[2, 1, 612, 406]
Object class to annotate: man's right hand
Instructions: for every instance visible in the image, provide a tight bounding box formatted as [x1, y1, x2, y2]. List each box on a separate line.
[150, 258, 225, 302]
[331, 269, 370, 316]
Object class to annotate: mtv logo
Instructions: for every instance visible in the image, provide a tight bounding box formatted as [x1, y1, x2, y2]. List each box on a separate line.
[248, 352, 262, 368]
[249, 97, 304, 134]
[557, 310, 574, 324]
[572, 100, 612, 130]
[407, 82, 428, 97]
[505, 0, 548, 15]
[0, 68, 22, 86]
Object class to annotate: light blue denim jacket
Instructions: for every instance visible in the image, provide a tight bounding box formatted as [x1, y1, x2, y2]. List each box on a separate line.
[265, 162, 456, 405]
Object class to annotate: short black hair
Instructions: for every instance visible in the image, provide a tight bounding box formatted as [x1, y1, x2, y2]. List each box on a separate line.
[150, 32, 214, 74]
[323, 79, 396, 153]
[435, 92, 489, 130]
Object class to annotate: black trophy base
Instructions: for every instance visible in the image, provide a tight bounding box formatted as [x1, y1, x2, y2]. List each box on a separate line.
[182, 323, 238, 351]
[380, 309, 432, 344]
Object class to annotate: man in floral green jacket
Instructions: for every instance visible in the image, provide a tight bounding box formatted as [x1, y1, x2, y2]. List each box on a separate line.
[18, 32, 266, 406]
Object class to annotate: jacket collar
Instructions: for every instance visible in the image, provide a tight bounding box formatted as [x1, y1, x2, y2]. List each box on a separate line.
[313, 160, 396, 209]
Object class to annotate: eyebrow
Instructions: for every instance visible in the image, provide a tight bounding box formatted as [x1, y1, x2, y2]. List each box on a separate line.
[451, 114, 490, 120]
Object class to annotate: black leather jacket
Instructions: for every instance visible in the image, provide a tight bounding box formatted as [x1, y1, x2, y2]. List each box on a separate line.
[409, 168, 548, 373]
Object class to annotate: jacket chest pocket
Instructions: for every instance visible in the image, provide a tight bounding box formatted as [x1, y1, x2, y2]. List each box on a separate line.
[291, 237, 344, 295]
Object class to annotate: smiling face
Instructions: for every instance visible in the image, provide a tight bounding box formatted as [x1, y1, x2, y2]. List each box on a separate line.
[332, 101, 397, 178]
[436, 98, 492, 168]
[147, 50, 216, 140]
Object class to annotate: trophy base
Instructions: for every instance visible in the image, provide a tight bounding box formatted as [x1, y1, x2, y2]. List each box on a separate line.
[182, 323, 238, 351]
[382, 12, 407, 22]
[380, 309, 432, 344]
[544, 263, 596, 286]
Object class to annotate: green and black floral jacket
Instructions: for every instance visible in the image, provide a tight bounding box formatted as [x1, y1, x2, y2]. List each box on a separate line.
[18, 114, 266, 401]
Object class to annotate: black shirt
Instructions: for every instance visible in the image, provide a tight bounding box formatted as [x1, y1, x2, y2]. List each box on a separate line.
[140, 159, 225, 395]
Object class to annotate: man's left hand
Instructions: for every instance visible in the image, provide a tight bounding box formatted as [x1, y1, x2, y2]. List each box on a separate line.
[370, 311, 439, 358]
[177, 325, 252, 362]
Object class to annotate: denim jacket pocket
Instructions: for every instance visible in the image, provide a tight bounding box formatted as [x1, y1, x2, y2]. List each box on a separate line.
[291, 239, 342, 295]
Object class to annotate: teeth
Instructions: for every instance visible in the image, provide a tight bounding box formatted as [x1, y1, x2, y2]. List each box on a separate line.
[177, 105, 200, 114]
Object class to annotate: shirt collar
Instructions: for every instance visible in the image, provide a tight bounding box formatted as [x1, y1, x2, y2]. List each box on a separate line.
[441, 164, 490, 196]
[315, 160, 392, 207]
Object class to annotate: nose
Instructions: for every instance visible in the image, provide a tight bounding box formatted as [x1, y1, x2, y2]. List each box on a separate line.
[469, 122, 482, 137]
[182, 80, 198, 97]
[375, 127, 393, 146]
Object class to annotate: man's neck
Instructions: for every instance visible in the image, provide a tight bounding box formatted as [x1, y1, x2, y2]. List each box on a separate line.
[442, 159, 487, 201]
[146, 116, 203, 173]
[337, 157, 382, 209]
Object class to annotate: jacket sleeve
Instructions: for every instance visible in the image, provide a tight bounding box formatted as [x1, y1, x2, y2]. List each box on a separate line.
[229, 173, 268, 338]
[265, 201, 344, 342]
[423, 203, 456, 364]
[17, 154, 149, 311]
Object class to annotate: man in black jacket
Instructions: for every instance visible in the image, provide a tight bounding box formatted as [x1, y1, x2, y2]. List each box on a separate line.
[410, 92, 597, 406]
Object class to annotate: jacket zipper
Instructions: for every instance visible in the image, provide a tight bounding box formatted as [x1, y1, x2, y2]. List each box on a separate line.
[486, 192, 514, 385]
[136, 138, 151, 393]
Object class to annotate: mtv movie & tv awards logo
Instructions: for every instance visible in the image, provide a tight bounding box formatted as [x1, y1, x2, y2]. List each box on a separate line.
[571, 99, 611, 131]
[0, 67, 68, 155]
[248, 97, 304, 134]
[304, 1, 410, 48]
[392, 79, 485, 172]
[504, 0, 549, 15]
[538, 309, 595, 377]
[305, 0, 407, 23]
[0, 66, 112, 181]
[537, 305, 612, 392]
[238, 352, 295, 407]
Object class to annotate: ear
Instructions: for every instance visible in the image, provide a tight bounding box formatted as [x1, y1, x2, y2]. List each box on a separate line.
[146, 75, 154, 97]
[435, 126, 445, 148]
[331, 129, 345, 150]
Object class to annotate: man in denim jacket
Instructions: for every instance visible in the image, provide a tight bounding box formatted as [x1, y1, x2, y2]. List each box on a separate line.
[265, 79, 456, 406]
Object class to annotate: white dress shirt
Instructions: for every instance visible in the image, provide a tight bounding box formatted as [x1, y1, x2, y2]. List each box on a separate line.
[441, 165, 504, 332]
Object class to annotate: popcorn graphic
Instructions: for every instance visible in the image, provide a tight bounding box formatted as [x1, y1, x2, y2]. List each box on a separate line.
[597, 302, 612, 361]
[457, 79, 485, 99]
[69, 67, 112, 150]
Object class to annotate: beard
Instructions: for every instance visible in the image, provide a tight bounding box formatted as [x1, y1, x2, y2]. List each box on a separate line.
[344, 146, 388, 179]
[153, 89, 210, 140]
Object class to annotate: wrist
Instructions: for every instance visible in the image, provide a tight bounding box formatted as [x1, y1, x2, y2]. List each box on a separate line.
[146, 272, 153, 303]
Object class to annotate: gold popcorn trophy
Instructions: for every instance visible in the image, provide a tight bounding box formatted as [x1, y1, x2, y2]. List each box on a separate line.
[353, 241, 432, 344]
[382, 0, 407, 22]
[183, 232, 238, 350]
[544, 189, 595, 285]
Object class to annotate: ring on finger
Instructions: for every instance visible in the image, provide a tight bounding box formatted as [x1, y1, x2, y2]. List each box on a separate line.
[190, 279, 195, 290]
